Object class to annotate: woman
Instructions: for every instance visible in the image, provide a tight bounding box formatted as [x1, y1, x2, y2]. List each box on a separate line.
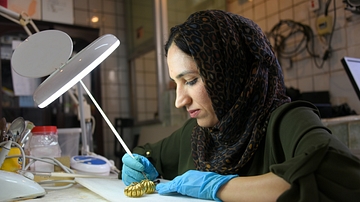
[122, 10, 360, 201]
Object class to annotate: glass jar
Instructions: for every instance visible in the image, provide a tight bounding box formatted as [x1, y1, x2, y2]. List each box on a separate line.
[29, 126, 61, 172]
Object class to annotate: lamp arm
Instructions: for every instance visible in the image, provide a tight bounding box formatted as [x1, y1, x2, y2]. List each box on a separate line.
[67, 88, 79, 105]
[67, 87, 93, 122]
[0, 5, 19, 19]
[0, 5, 39, 35]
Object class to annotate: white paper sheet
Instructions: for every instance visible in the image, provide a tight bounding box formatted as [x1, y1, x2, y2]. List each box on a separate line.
[42, 0, 73, 24]
[75, 178, 209, 202]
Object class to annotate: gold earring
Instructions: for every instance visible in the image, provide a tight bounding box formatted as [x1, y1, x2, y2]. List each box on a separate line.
[124, 179, 156, 197]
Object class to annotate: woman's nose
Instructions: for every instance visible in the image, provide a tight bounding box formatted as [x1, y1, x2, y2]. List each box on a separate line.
[175, 87, 190, 108]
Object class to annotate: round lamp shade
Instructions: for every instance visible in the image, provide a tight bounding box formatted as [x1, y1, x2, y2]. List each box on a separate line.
[33, 34, 120, 108]
[11, 30, 73, 78]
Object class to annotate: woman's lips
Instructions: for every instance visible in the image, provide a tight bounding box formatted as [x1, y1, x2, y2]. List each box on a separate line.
[188, 109, 200, 118]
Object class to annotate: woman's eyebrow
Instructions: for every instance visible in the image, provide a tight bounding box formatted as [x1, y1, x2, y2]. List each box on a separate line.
[175, 70, 198, 79]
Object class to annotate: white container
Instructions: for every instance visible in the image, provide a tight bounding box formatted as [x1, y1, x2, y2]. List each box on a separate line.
[58, 128, 81, 158]
[29, 126, 61, 172]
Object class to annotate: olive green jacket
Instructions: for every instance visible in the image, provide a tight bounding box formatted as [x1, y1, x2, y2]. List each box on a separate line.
[133, 101, 360, 201]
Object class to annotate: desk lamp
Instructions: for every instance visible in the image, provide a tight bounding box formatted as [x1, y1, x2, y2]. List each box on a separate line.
[3, 2, 128, 156]
[12, 30, 119, 154]
[11, 22, 136, 176]
[11, 29, 127, 175]
[2, 6, 129, 157]
[1, 5, 134, 200]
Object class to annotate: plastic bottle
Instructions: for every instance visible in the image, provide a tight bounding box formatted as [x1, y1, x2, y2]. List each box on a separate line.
[29, 126, 61, 172]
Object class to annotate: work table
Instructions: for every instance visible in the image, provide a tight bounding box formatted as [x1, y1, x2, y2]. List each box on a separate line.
[26, 183, 106, 201]
[26, 178, 207, 202]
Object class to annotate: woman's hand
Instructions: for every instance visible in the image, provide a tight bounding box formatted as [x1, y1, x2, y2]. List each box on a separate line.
[121, 153, 159, 186]
[156, 170, 237, 201]
[156, 170, 290, 201]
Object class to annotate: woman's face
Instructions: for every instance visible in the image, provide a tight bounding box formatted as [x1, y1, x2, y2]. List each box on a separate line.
[167, 44, 219, 127]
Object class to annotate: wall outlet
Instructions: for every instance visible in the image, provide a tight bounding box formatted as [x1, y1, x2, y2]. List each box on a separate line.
[316, 15, 333, 35]
[310, 0, 320, 11]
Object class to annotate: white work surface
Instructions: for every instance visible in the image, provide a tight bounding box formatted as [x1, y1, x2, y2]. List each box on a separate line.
[26, 177, 208, 202]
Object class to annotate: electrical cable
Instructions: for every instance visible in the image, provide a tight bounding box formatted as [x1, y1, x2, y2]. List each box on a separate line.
[267, 19, 319, 69]
[37, 180, 76, 190]
[2, 140, 77, 190]
[24, 156, 75, 173]
[3, 138, 121, 190]
[0, 141, 26, 170]
[344, 0, 360, 13]
[267, 0, 337, 70]
[314, 0, 336, 69]
[324, 0, 332, 16]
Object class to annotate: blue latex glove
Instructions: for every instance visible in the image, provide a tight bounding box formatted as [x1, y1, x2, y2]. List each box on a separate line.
[122, 153, 159, 186]
[156, 170, 238, 201]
